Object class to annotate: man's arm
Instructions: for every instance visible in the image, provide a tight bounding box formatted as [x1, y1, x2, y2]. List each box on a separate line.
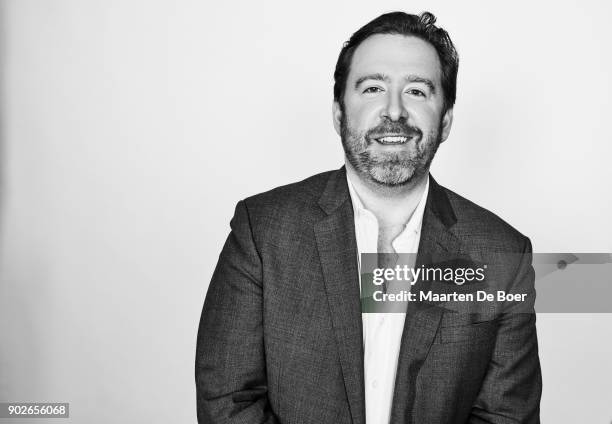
[195, 200, 278, 423]
[469, 237, 542, 423]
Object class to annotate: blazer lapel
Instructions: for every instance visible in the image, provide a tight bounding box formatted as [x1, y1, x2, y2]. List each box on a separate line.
[390, 175, 464, 423]
[314, 168, 365, 424]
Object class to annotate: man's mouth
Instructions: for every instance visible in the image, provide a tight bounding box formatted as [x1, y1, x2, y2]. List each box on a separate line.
[374, 135, 410, 145]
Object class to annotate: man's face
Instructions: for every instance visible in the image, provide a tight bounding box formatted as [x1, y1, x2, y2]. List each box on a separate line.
[333, 34, 453, 187]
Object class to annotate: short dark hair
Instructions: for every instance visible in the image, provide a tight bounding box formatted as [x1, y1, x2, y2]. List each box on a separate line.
[333, 11, 459, 112]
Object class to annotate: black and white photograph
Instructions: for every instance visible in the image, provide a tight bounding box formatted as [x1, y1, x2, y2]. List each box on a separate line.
[1, 1, 611, 423]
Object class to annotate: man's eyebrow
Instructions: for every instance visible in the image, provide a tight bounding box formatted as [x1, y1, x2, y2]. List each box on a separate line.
[354, 73, 389, 89]
[405, 75, 436, 93]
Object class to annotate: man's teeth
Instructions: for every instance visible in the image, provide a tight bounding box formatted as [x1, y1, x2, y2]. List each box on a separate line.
[377, 136, 408, 144]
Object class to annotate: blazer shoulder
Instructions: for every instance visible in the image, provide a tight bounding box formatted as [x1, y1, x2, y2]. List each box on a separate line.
[243, 170, 333, 210]
[237, 170, 336, 235]
[443, 186, 529, 252]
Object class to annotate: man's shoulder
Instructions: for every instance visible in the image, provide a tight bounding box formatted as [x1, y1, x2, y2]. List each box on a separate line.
[439, 183, 529, 251]
[240, 169, 336, 220]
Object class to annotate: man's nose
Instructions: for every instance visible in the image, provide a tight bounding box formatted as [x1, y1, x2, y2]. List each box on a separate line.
[381, 91, 408, 121]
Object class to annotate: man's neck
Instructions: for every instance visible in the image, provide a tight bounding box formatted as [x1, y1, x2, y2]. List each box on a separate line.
[346, 162, 429, 228]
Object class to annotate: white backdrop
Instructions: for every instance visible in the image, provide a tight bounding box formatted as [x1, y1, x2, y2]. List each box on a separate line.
[1, 0, 611, 422]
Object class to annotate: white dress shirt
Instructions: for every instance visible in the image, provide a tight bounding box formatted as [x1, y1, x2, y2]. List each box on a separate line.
[346, 173, 430, 424]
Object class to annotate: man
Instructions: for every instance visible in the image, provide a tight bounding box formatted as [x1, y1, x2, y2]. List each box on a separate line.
[196, 11, 541, 424]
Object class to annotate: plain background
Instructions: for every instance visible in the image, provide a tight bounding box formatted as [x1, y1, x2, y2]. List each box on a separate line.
[1, 0, 611, 422]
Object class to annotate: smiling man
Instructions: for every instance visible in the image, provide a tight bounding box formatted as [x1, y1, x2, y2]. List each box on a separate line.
[196, 11, 541, 424]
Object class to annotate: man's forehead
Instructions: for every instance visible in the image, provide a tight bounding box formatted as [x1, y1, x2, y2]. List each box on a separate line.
[349, 34, 442, 83]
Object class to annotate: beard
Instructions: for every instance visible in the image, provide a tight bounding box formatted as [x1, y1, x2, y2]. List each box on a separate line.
[340, 112, 443, 187]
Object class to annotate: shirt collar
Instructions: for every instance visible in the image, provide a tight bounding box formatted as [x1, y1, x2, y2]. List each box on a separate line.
[346, 172, 430, 234]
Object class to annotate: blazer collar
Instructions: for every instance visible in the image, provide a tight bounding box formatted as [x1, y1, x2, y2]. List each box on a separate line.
[426, 175, 457, 230]
[317, 166, 458, 231]
[317, 166, 351, 215]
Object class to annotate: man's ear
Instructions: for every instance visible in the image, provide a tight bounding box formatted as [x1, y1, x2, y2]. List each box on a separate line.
[332, 101, 342, 136]
[440, 107, 454, 143]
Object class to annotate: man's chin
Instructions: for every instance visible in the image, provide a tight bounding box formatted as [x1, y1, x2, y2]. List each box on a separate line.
[367, 164, 418, 187]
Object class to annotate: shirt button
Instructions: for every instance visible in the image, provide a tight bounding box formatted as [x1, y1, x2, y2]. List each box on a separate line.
[372, 380, 378, 389]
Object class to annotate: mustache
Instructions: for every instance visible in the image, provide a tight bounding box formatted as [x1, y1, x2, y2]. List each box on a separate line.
[366, 120, 422, 139]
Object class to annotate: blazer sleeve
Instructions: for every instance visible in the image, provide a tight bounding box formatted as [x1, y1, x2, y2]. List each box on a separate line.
[469, 237, 542, 424]
[195, 200, 278, 423]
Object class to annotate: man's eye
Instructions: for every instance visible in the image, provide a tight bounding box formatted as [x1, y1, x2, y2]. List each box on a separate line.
[407, 89, 426, 97]
[363, 86, 383, 94]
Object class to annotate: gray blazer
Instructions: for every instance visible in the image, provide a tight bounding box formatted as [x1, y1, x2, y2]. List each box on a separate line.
[196, 167, 541, 423]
